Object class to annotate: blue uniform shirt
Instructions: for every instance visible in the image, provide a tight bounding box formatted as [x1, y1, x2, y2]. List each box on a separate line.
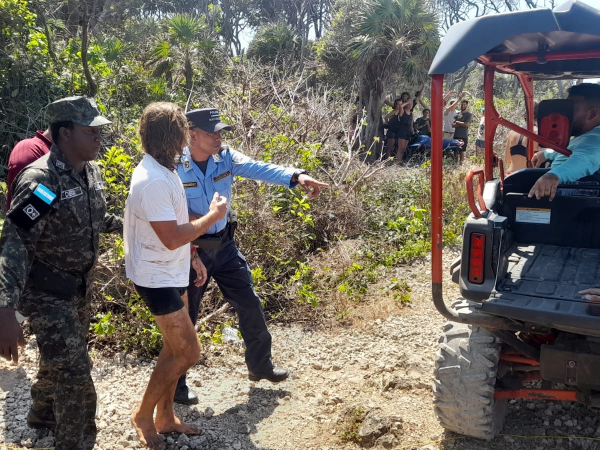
[176, 146, 298, 234]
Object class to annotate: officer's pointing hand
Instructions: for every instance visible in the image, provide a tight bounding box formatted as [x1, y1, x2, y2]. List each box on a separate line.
[209, 192, 228, 220]
[297, 174, 329, 200]
[0, 308, 25, 364]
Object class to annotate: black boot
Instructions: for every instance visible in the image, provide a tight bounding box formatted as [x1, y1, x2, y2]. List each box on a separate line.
[248, 366, 289, 383]
[27, 407, 56, 431]
[174, 373, 199, 405]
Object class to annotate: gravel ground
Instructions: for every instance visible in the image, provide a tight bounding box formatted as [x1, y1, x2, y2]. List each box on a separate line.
[3, 254, 600, 450]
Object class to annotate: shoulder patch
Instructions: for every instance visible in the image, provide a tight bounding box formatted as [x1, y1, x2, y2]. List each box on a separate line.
[8, 183, 57, 230]
[213, 171, 231, 183]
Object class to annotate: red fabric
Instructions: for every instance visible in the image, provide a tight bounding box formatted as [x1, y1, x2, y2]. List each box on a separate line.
[6, 131, 52, 209]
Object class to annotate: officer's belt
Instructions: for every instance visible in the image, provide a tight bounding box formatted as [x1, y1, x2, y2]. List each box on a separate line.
[192, 223, 231, 249]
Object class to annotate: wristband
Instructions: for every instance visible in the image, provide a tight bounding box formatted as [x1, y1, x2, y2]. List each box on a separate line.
[291, 169, 307, 184]
[190, 245, 198, 254]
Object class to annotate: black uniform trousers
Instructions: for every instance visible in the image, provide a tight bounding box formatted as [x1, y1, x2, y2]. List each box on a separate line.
[179, 236, 273, 388]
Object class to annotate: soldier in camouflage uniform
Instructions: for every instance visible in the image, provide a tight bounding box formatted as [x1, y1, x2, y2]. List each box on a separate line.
[0, 96, 122, 450]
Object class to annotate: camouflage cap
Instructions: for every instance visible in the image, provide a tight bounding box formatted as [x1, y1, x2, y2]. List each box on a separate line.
[47, 96, 112, 126]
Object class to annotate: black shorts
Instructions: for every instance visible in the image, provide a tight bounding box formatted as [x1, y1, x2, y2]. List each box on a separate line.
[454, 136, 468, 152]
[387, 130, 411, 140]
[134, 284, 186, 316]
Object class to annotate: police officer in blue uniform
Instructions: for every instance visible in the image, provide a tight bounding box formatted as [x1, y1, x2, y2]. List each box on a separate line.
[174, 108, 328, 404]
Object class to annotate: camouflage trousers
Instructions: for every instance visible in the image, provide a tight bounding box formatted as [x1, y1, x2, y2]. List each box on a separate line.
[19, 288, 97, 450]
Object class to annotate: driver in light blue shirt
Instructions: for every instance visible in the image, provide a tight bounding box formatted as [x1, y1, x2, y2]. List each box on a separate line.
[529, 83, 600, 200]
[173, 108, 328, 405]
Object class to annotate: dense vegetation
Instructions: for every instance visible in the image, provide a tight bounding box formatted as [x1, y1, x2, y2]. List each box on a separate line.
[0, 0, 566, 356]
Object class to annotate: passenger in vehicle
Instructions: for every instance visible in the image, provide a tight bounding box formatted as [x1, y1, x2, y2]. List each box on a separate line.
[528, 83, 600, 201]
[505, 102, 540, 174]
[580, 288, 600, 301]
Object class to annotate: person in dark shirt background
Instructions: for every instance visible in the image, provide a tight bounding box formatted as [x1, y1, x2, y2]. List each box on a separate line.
[414, 109, 431, 136]
[6, 129, 52, 208]
[452, 99, 472, 164]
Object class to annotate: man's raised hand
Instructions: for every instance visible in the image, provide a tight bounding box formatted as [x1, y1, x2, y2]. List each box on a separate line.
[531, 151, 546, 168]
[209, 192, 228, 220]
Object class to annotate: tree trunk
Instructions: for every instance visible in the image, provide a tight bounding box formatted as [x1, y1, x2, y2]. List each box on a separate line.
[511, 76, 520, 98]
[450, 61, 477, 94]
[184, 53, 193, 92]
[557, 79, 564, 98]
[81, 2, 98, 97]
[359, 65, 384, 160]
[166, 68, 173, 90]
[67, 0, 80, 38]
[34, 4, 58, 64]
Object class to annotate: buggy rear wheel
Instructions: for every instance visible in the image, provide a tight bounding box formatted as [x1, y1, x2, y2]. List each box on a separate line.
[433, 320, 508, 440]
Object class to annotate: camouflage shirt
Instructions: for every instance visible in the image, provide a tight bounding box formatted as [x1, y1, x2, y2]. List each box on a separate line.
[0, 144, 122, 309]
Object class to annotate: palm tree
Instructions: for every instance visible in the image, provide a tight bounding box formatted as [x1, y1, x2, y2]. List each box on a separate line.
[150, 14, 217, 92]
[247, 23, 301, 64]
[150, 41, 175, 89]
[347, 0, 439, 153]
[168, 14, 202, 92]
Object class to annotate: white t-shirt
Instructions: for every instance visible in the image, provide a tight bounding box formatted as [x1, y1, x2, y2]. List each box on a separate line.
[443, 109, 456, 133]
[124, 154, 190, 288]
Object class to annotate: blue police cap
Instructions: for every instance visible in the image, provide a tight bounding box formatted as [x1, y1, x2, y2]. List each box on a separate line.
[186, 108, 232, 132]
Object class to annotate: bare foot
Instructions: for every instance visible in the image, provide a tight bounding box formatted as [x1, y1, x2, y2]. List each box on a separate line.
[155, 415, 202, 435]
[131, 408, 166, 450]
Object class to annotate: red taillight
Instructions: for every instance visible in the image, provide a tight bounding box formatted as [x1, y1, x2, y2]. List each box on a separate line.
[468, 233, 485, 284]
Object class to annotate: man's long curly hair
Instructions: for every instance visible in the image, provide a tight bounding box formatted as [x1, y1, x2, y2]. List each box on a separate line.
[139, 102, 189, 170]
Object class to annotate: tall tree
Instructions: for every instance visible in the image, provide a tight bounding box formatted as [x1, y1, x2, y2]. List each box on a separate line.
[150, 13, 219, 92]
[247, 23, 301, 64]
[219, 0, 254, 56]
[321, 0, 439, 153]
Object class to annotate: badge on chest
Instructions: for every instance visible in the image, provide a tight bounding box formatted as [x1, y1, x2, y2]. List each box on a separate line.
[61, 187, 83, 200]
[213, 171, 231, 183]
[183, 181, 198, 188]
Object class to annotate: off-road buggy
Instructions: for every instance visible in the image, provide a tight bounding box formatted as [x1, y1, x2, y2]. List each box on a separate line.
[427, 0, 600, 439]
